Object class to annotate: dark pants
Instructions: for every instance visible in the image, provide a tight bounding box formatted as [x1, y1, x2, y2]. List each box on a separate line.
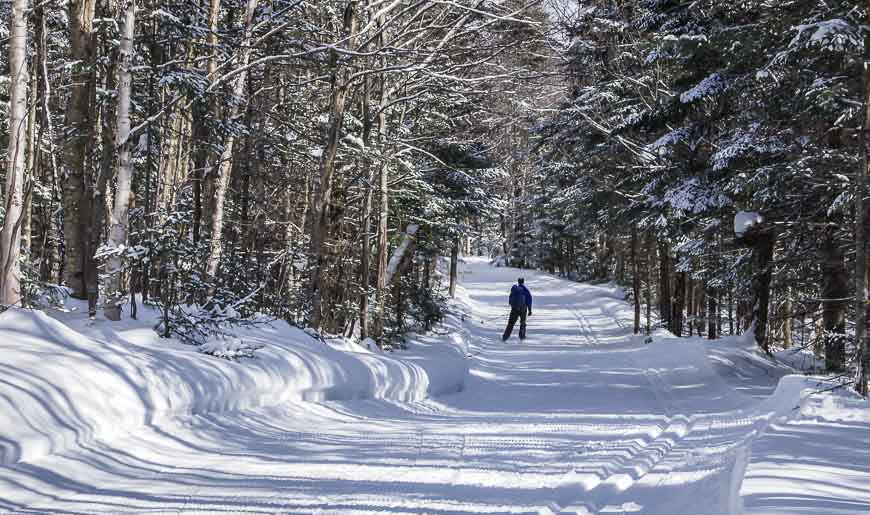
[502, 308, 527, 341]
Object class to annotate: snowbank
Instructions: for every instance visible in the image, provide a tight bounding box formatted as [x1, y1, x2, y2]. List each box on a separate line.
[774, 346, 825, 372]
[0, 302, 469, 468]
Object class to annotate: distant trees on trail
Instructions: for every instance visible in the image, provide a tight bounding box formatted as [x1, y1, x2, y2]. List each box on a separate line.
[499, 1, 870, 393]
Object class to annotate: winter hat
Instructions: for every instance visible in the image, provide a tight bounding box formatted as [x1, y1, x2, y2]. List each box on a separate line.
[518, 277, 525, 284]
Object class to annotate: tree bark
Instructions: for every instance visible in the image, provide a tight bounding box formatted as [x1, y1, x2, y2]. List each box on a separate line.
[673, 271, 686, 336]
[62, 0, 97, 299]
[358, 71, 375, 340]
[658, 240, 671, 331]
[779, 291, 792, 349]
[856, 32, 870, 395]
[631, 228, 641, 334]
[23, 56, 38, 256]
[449, 237, 460, 298]
[707, 285, 718, 340]
[0, 0, 29, 305]
[687, 274, 694, 334]
[645, 231, 653, 335]
[820, 226, 848, 371]
[203, 0, 260, 289]
[750, 229, 775, 352]
[697, 280, 707, 337]
[309, 0, 359, 329]
[104, 0, 137, 321]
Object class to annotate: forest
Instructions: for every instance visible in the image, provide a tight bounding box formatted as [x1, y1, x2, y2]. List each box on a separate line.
[1, 0, 869, 393]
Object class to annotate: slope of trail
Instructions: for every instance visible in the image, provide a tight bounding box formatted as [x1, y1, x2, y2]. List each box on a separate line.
[0, 258, 857, 514]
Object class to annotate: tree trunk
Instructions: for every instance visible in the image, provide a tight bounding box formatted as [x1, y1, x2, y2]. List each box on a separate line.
[104, 0, 136, 321]
[201, 0, 223, 223]
[87, 10, 120, 318]
[697, 281, 707, 337]
[358, 68, 375, 340]
[658, 241, 671, 331]
[359, 178, 373, 339]
[820, 226, 848, 371]
[728, 285, 734, 336]
[687, 275, 695, 335]
[856, 31, 870, 395]
[751, 230, 775, 352]
[631, 228, 641, 334]
[373, 162, 389, 338]
[779, 292, 792, 349]
[35, 5, 61, 285]
[192, 0, 221, 244]
[203, 0, 259, 289]
[373, 83, 390, 339]
[645, 231, 653, 335]
[449, 237, 460, 298]
[673, 271, 686, 336]
[615, 246, 625, 284]
[192, 100, 206, 245]
[62, 0, 97, 299]
[309, 1, 358, 329]
[0, 0, 29, 305]
[23, 57, 38, 256]
[707, 286, 718, 340]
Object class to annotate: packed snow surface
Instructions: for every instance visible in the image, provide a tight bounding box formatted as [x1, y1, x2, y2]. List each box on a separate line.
[1, 257, 868, 514]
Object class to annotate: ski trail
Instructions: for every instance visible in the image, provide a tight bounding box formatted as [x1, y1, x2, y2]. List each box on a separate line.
[1, 258, 802, 515]
[572, 310, 600, 346]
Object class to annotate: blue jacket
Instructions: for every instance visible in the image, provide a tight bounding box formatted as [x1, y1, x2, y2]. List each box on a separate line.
[509, 284, 532, 311]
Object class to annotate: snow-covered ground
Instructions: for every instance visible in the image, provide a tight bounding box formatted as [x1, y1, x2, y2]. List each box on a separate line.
[1, 257, 868, 514]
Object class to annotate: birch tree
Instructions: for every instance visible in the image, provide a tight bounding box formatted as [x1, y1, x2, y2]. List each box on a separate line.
[0, 0, 29, 305]
[203, 0, 260, 289]
[104, 0, 136, 321]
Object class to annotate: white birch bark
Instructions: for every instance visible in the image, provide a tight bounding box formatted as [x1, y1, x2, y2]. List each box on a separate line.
[0, 0, 30, 305]
[384, 224, 419, 286]
[104, 0, 136, 320]
[204, 0, 259, 288]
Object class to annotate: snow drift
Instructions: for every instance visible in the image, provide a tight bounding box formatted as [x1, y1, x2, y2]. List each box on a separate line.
[0, 303, 469, 468]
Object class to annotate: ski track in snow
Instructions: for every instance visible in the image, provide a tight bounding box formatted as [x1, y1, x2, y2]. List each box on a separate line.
[0, 258, 867, 514]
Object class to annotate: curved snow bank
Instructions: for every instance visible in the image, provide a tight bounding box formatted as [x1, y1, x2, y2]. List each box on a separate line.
[649, 327, 822, 419]
[0, 306, 468, 468]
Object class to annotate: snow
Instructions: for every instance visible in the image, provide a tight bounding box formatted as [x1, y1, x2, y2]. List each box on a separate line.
[774, 346, 825, 373]
[680, 73, 725, 104]
[790, 19, 861, 51]
[1, 258, 868, 513]
[647, 126, 692, 156]
[342, 134, 366, 150]
[659, 178, 732, 216]
[735, 210, 763, 236]
[198, 338, 265, 360]
[384, 223, 420, 285]
[0, 300, 467, 469]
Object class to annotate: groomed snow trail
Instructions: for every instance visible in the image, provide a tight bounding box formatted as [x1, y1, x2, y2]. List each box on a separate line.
[0, 259, 798, 514]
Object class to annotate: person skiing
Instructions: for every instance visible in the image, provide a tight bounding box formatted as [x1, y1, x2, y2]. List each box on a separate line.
[502, 277, 532, 341]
